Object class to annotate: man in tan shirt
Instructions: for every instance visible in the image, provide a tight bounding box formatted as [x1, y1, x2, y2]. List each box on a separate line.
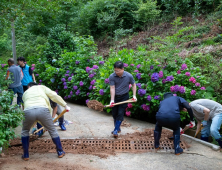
[21, 82, 70, 161]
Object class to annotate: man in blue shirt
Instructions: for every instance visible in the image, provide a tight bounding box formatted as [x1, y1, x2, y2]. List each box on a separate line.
[17, 57, 36, 92]
[154, 92, 195, 155]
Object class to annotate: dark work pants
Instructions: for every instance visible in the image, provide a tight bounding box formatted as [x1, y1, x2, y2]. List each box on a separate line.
[9, 85, 24, 106]
[155, 116, 180, 136]
[112, 93, 129, 121]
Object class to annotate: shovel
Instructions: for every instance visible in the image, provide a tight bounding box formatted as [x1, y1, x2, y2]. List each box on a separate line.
[34, 109, 67, 135]
[194, 124, 203, 138]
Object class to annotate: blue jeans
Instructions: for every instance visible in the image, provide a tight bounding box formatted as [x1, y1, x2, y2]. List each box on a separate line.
[201, 113, 222, 140]
[9, 85, 24, 106]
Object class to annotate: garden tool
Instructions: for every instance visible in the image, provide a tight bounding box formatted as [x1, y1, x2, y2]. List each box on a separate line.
[194, 124, 203, 138]
[87, 98, 136, 112]
[34, 109, 67, 135]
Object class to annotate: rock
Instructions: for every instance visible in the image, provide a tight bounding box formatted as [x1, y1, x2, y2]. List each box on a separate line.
[0, 153, 5, 157]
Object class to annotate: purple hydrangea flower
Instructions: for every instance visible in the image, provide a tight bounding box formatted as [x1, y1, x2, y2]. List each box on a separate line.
[64, 86, 68, 89]
[31, 67, 35, 71]
[162, 79, 166, 84]
[89, 85, 93, 90]
[39, 80, 42, 83]
[147, 95, 152, 101]
[86, 99, 90, 104]
[158, 71, 163, 78]
[200, 87, 206, 90]
[134, 70, 139, 72]
[71, 73, 74, 76]
[89, 74, 95, 78]
[130, 64, 134, 66]
[181, 64, 187, 70]
[91, 80, 96, 85]
[138, 89, 146, 96]
[136, 83, 142, 89]
[65, 74, 69, 77]
[154, 95, 160, 100]
[64, 96, 68, 99]
[141, 104, 150, 111]
[137, 64, 141, 69]
[151, 73, 159, 82]
[179, 86, 185, 93]
[66, 70, 70, 73]
[86, 67, 91, 73]
[73, 86, 78, 90]
[99, 89, 104, 95]
[36, 74, 39, 76]
[136, 73, 141, 80]
[68, 95, 71, 98]
[150, 65, 154, 70]
[68, 77, 72, 81]
[185, 72, 191, 76]
[75, 61, 80, 65]
[195, 83, 200, 87]
[75, 89, 80, 95]
[124, 63, 128, 67]
[174, 85, 180, 92]
[173, 94, 177, 96]
[87, 92, 90, 96]
[80, 81, 84, 86]
[163, 66, 167, 69]
[99, 61, 105, 65]
[191, 90, 196, 95]
[93, 65, 99, 69]
[70, 91, 73, 95]
[170, 86, 175, 92]
[166, 75, 174, 82]
[63, 82, 67, 86]
[104, 78, 109, 84]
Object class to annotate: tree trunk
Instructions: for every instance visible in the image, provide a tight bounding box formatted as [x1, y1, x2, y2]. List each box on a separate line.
[11, 21, 17, 64]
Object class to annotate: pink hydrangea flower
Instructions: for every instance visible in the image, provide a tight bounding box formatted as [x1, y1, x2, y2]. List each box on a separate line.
[177, 70, 181, 74]
[129, 84, 132, 90]
[128, 103, 133, 108]
[31, 67, 35, 71]
[126, 111, 131, 116]
[200, 87, 206, 90]
[170, 86, 175, 92]
[31, 64, 35, 67]
[173, 94, 177, 96]
[181, 64, 187, 70]
[158, 71, 163, 78]
[191, 90, 196, 95]
[185, 72, 190, 76]
[195, 83, 200, 87]
[189, 77, 196, 83]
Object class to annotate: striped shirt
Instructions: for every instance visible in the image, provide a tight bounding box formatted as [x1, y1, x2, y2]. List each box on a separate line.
[109, 71, 135, 95]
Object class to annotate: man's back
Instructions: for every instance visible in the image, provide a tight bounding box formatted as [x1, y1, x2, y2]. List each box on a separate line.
[7, 65, 22, 88]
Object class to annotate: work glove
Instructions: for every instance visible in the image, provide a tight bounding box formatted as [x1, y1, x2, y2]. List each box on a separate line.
[65, 105, 70, 112]
[188, 121, 195, 128]
[202, 120, 207, 127]
[110, 100, 115, 107]
[180, 127, 184, 135]
[133, 95, 137, 102]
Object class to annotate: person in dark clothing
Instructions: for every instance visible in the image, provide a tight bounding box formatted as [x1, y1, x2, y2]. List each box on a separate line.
[154, 92, 195, 155]
[109, 61, 137, 138]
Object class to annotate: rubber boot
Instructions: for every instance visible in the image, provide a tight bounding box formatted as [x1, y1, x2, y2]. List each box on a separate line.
[174, 135, 183, 155]
[111, 119, 121, 134]
[37, 122, 43, 137]
[201, 136, 209, 142]
[52, 136, 65, 158]
[216, 138, 222, 148]
[58, 117, 66, 131]
[113, 120, 122, 138]
[154, 130, 161, 149]
[21, 136, 29, 161]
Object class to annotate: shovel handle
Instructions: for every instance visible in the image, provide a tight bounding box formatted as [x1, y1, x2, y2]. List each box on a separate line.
[194, 124, 203, 138]
[104, 98, 136, 108]
[34, 109, 67, 134]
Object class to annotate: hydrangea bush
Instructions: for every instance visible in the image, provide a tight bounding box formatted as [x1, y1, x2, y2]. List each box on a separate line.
[25, 47, 213, 122]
